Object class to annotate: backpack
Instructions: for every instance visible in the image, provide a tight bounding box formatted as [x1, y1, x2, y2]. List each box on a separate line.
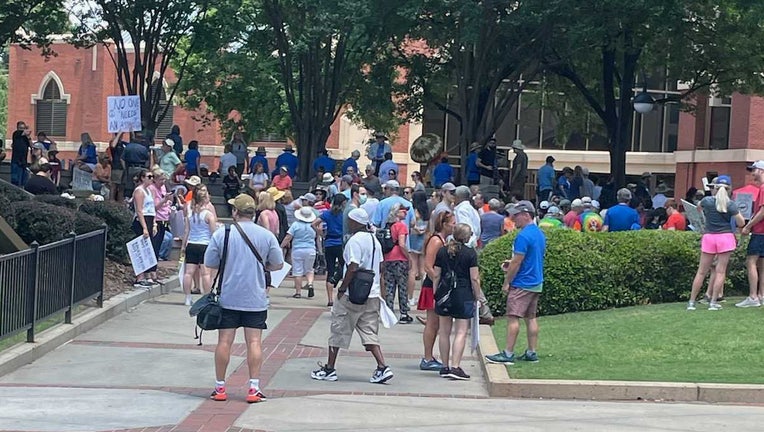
[376, 222, 397, 254]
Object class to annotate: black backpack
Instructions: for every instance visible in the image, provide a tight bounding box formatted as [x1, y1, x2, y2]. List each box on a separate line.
[376, 222, 396, 254]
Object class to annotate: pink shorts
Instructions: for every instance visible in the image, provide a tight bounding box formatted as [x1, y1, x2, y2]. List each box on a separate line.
[701, 233, 737, 254]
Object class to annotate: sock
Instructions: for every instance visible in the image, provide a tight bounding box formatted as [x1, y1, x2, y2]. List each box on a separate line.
[527, 350, 536, 355]
[249, 378, 260, 390]
[504, 349, 514, 357]
[215, 380, 225, 390]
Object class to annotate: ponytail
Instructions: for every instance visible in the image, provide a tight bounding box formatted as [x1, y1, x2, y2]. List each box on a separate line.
[715, 186, 730, 213]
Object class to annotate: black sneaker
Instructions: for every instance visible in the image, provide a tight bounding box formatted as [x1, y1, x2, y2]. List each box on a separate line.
[306, 284, 315, 298]
[399, 314, 413, 324]
[439, 367, 451, 378]
[311, 362, 338, 381]
[447, 367, 470, 380]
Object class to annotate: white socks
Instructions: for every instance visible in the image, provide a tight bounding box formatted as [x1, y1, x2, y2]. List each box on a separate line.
[249, 378, 260, 390]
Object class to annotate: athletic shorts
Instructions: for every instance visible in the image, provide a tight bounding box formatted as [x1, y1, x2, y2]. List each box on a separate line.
[328, 296, 380, 349]
[747, 234, 764, 257]
[185, 243, 208, 265]
[506, 288, 540, 319]
[701, 232, 736, 255]
[219, 308, 267, 329]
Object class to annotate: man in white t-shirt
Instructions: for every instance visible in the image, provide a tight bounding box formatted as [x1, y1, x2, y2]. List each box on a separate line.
[219, 144, 238, 175]
[311, 208, 393, 384]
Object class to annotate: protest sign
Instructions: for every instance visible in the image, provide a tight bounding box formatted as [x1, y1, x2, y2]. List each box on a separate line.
[107, 96, 142, 133]
[735, 193, 754, 220]
[682, 199, 704, 233]
[127, 235, 157, 276]
[72, 167, 93, 190]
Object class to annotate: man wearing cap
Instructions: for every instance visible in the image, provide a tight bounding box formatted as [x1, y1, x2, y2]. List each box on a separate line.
[432, 156, 454, 188]
[486, 200, 546, 365]
[205, 193, 284, 403]
[312, 208, 393, 383]
[510, 140, 528, 199]
[372, 180, 414, 228]
[575, 197, 604, 232]
[248, 146, 268, 175]
[431, 182, 456, 225]
[272, 166, 293, 191]
[538, 206, 563, 229]
[367, 132, 392, 175]
[476, 138, 497, 185]
[563, 199, 583, 228]
[342, 149, 361, 176]
[739, 161, 764, 308]
[466, 142, 481, 186]
[160, 139, 183, 177]
[537, 156, 556, 203]
[276, 144, 299, 178]
[603, 188, 640, 232]
[378, 152, 398, 183]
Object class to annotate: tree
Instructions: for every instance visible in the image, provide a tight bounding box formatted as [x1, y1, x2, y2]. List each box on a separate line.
[543, 0, 764, 187]
[69, 0, 221, 138]
[0, 0, 67, 52]
[385, 0, 550, 178]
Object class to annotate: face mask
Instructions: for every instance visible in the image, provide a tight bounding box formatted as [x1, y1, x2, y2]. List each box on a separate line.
[359, 194, 368, 204]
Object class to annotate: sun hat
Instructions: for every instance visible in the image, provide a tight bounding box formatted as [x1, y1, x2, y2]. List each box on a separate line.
[185, 176, 202, 187]
[228, 193, 256, 211]
[511, 139, 525, 150]
[267, 186, 286, 202]
[347, 208, 370, 225]
[295, 206, 317, 223]
[256, 146, 267, 154]
[321, 172, 334, 184]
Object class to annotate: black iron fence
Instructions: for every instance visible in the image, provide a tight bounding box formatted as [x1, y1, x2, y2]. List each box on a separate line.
[0, 228, 107, 343]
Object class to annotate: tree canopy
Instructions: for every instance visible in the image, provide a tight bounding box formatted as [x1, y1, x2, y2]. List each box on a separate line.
[0, 0, 67, 53]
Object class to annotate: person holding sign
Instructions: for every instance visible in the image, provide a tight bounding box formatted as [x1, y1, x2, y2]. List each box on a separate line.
[132, 169, 159, 287]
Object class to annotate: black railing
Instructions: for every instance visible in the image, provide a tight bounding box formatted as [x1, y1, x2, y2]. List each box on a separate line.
[0, 228, 107, 343]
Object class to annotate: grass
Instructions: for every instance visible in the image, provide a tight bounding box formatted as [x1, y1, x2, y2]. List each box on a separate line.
[0, 305, 89, 352]
[490, 299, 764, 384]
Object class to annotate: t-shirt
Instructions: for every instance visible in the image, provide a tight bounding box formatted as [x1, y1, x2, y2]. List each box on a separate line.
[11, 130, 30, 165]
[344, 231, 383, 298]
[384, 221, 409, 262]
[185, 149, 200, 171]
[538, 217, 563, 229]
[372, 195, 414, 228]
[603, 204, 640, 232]
[220, 152, 237, 174]
[250, 172, 269, 188]
[663, 212, 687, 231]
[287, 220, 317, 251]
[478, 147, 496, 177]
[231, 142, 248, 164]
[435, 245, 477, 291]
[78, 144, 98, 164]
[480, 212, 504, 244]
[466, 152, 479, 181]
[563, 210, 579, 228]
[750, 184, 764, 234]
[160, 151, 182, 176]
[700, 196, 738, 234]
[569, 177, 582, 200]
[512, 223, 546, 290]
[537, 164, 556, 191]
[577, 211, 604, 232]
[258, 209, 280, 233]
[223, 174, 240, 193]
[272, 174, 293, 190]
[122, 142, 149, 166]
[204, 222, 284, 312]
[432, 162, 453, 187]
[313, 156, 336, 174]
[24, 174, 57, 195]
[321, 210, 344, 247]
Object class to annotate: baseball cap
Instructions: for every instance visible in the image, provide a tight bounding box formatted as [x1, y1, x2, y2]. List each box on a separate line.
[440, 182, 456, 191]
[592, 200, 600, 209]
[341, 174, 353, 184]
[559, 199, 571, 207]
[539, 200, 550, 210]
[507, 200, 536, 215]
[163, 138, 174, 147]
[546, 205, 561, 215]
[385, 179, 400, 189]
[748, 160, 764, 171]
[347, 208, 370, 225]
[300, 193, 317, 202]
[32, 142, 46, 150]
[228, 193, 256, 211]
[571, 198, 583, 208]
[581, 196, 592, 204]
[714, 175, 732, 187]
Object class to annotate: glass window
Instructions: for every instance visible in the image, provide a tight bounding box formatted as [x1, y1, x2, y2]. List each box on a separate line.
[709, 107, 730, 150]
[639, 97, 664, 152]
[664, 104, 679, 152]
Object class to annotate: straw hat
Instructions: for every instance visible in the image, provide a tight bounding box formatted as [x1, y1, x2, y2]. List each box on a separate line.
[267, 186, 286, 202]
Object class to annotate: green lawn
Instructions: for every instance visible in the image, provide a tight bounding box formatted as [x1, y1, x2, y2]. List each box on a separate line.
[490, 300, 764, 384]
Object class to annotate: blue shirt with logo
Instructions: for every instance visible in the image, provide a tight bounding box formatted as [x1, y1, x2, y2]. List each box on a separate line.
[511, 223, 546, 290]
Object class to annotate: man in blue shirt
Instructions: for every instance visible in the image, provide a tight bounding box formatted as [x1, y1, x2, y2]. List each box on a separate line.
[367, 132, 392, 175]
[275, 144, 299, 178]
[537, 156, 556, 202]
[378, 153, 398, 183]
[121, 131, 150, 198]
[603, 188, 641, 232]
[557, 166, 573, 199]
[431, 156, 454, 188]
[249, 146, 269, 175]
[313, 149, 336, 175]
[485, 200, 546, 365]
[466, 142, 481, 185]
[342, 150, 360, 175]
[372, 180, 414, 229]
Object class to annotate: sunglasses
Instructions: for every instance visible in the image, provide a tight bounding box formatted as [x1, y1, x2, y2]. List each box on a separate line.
[146, 175, 154, 179]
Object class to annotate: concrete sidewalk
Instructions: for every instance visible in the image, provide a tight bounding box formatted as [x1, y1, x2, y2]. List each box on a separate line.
[1, 281, 762, 432]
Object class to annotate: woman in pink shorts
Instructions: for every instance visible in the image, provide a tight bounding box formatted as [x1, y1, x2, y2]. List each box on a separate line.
[688, 176, 744, 311]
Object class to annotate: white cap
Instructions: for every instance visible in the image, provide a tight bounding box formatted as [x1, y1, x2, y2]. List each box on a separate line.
[163, 138, 174, 147]
[347, 208, 370, 225]
[385, 180, 400, 189]
[571, 198, 583, 208]
[592, 200, 600, 209]
[539, 200, 550, 210]
[440, 182, 456, 191]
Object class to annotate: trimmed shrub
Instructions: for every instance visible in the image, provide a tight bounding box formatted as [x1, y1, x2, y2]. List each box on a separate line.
[10, 201, 77, 245]
[0, 179, 33, 203]
[480, 229, 747, 317]
[0, 194, 15, 228]
[35, 194, 81, 210]
[74, 212, 106, 236]
[78, 200, 135, 264]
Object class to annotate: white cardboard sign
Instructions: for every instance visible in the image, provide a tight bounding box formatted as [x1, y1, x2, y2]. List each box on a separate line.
[107, 95, 142, 133]
[127, 235, 157, 276]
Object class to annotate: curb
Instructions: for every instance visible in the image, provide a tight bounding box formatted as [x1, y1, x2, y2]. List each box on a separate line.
[477, 324, 764, 403]
[0, 276, 179, 378]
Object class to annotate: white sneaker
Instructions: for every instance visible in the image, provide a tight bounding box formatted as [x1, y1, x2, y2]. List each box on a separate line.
[735, 297, 761, 308]
[184, 295, 193, 306]
[686, 301, 696, 311]
[708, 302, 722, 311]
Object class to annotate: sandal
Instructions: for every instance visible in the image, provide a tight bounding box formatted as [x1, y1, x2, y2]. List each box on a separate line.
[292, 293, 302, 299]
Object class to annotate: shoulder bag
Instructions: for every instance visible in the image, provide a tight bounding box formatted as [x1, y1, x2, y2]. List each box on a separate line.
[348, 232, 376, 305]
[233, 222, 272, 287]
[189, 226, 230, 331]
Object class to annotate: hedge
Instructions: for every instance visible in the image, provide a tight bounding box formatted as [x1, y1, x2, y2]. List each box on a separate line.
[78, 200, 134, 264]
[479, 229, 748, 317]
[10, 201, 78, 245]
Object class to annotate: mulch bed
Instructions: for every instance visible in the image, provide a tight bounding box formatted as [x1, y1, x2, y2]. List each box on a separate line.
[103, 259, 175, 300]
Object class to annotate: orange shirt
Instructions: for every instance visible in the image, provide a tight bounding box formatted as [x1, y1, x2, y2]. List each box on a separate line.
[664, 212, 687, 231]
[503, 217, 515, 233]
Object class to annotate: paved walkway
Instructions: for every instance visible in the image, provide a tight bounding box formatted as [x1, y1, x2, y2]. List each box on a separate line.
[1, 280, 763, 432]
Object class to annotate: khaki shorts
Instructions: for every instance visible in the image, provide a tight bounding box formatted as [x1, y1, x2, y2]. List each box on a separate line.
[506, 288, 540, 319]
[328, 296, 380, 349]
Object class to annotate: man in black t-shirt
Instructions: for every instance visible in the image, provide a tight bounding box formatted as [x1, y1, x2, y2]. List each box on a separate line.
[25, 163, 57, 195]
[11, 121, 32, 186]
[476, 138, 497, 185]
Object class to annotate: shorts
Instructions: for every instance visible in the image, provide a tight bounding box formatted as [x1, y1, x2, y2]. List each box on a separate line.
[185, 243, 208, 265]
[409, 233, 425, 254]
[701, 232, 737, 254]
[291, 248, 316, 276]
[219, 308, 268, 329]
[506, 288, 540, 319]
[747, 234, 764, 257]
[435, 287, 475, 320]
[328, 296, 380, 349]
[417, 285, 435, 311]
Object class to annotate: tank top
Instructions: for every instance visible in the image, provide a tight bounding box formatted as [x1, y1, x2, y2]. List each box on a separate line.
[423, 234, 445, 288]
[187, 208, 212, 245]
[137, 186, 156, 217]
